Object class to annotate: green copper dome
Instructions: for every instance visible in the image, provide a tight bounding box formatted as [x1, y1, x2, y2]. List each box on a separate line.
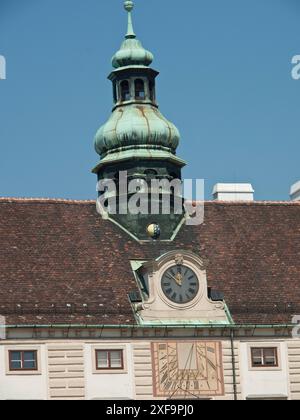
[112, 1, 153, 69]
[92, 1, 186, 241]
[95, 105, 180, 156]
[94, 0, 182, 164]
[112, 38, 153, 69]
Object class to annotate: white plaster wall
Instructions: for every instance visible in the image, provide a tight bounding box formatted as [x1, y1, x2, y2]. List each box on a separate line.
[0, 344, 48, 400]
[84, 343, 135, 400]
[240, 341, 289, 399]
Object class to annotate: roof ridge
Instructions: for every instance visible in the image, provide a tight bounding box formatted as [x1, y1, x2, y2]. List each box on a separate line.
[188, 200, 300, 205]
[0, 197, 96, 204]
[0, 197, 299, 206]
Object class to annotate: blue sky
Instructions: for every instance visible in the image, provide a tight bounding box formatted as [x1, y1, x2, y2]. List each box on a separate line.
[0, 0, 299, 200]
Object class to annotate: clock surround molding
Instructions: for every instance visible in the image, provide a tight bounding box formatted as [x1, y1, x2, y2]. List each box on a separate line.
[136, 251, 229, 324]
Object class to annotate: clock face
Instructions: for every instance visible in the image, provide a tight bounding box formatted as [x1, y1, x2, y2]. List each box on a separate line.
[161, 265, 199, 304]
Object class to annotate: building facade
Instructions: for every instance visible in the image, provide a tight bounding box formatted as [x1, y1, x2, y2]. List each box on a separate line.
[0, 1, 300, 400]
[1, 324, 299, 400]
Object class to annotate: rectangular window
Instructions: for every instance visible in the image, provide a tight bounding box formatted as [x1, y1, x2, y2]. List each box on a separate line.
[9, 350, 38, 371]
[251, 348, 278, 367]
[96, 350, 123, 370]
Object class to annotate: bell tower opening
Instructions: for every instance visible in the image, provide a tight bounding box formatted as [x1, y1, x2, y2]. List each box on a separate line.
[120, 80, 130, 101]
[135, 79, 145, 100]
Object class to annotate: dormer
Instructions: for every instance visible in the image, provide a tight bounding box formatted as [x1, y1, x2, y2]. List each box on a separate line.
[130, 251, 232, 325]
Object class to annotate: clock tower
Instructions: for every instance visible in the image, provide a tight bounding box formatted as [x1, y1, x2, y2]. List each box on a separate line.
[92, 1, 186, 241]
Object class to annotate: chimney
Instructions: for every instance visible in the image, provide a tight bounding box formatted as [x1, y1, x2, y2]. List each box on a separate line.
[212, 183, 254, 201]
[290, 181, 300, 201]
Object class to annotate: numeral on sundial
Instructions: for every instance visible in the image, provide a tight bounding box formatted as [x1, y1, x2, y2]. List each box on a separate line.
[154, 342, 224, 397]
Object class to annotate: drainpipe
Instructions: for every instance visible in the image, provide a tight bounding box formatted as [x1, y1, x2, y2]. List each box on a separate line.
[230, 328, 238, 401]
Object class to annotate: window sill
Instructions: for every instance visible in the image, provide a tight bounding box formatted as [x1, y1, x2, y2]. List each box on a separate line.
[6, 370, 42, 376]
[93, 369, 127, 375]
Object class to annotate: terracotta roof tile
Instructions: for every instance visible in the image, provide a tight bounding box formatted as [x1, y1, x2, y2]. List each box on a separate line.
[0, 199, 299, 326]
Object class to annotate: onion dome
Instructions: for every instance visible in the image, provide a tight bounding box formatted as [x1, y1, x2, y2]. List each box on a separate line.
[93, 0, 184, 169]
[95, 105, 180, 157]
[112, 1, 153, 69]
[92, 1, 186, 242]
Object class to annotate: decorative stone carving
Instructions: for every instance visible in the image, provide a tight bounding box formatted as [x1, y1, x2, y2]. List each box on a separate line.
[175, 253, 184, 266]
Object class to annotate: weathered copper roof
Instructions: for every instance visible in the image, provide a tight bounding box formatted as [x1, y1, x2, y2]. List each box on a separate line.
[111, 1, 153, 69]
[94, 0, 181, 163]
[0, 198, 300, 326]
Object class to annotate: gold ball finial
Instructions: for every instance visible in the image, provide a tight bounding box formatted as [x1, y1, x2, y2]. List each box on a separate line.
[124, 0, 134, 12]
[146, 223, 161, 240]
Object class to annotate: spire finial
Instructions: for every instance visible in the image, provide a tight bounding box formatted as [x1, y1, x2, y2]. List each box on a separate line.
[124, 0, 136, 39]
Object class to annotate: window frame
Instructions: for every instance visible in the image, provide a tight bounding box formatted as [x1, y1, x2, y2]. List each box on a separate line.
[134, 78, 146, 100]
[250, 347, 278, 368]
[95, 349, 124, 371]
[8, 350, 38, 372]
[120, 80, 131, 102]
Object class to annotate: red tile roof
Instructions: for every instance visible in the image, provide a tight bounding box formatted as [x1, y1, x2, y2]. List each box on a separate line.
[0, 198, 300, 326]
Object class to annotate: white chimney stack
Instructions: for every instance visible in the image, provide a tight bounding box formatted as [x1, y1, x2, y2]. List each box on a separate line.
[212, 183, 254, 202]
[290, 181, 300, 201]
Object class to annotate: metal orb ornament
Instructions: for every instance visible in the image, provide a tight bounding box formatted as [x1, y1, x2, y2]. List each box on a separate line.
[147, 223, 161, 240]
[124, 0, 134, 12]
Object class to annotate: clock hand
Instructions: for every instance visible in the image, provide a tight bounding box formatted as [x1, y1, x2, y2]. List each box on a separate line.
[167, 272, 182, 286]
[175, 272, 183, 286]
[167, 273, 177, 283]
